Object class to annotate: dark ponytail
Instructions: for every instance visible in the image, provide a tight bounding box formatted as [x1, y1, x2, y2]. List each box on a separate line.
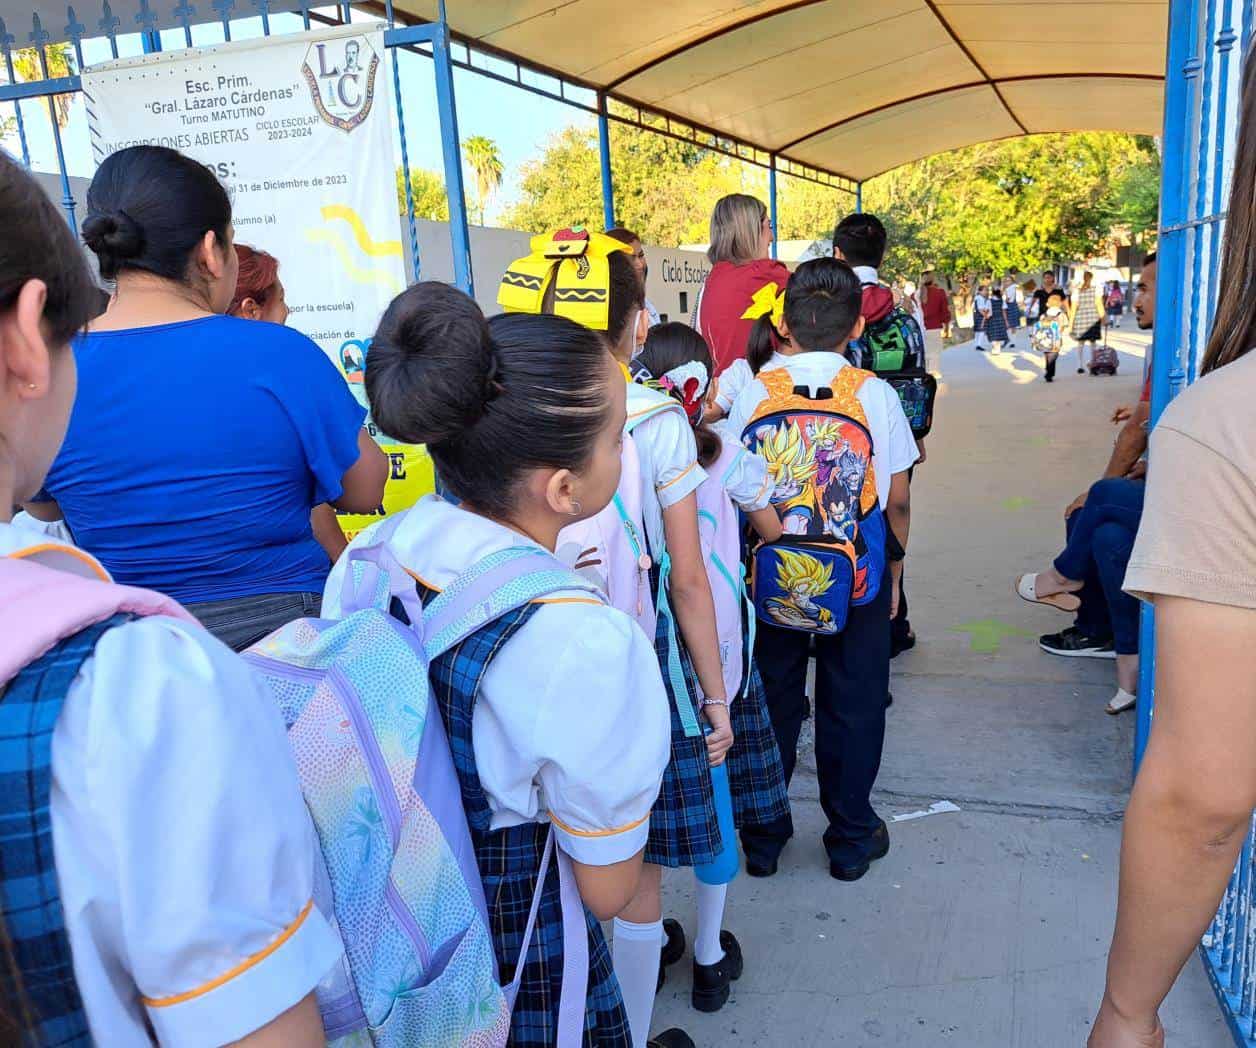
[636, 321, 722, 468]
[0, 152, 98, 347]
[367, 282, 613, 518]
[82, 146, 231, 283]
[746, 315, 779, 374]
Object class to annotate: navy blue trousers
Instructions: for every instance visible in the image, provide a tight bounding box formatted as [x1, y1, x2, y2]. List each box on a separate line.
[742, 565, 891, 867]
[1061, 478, 1144, 655]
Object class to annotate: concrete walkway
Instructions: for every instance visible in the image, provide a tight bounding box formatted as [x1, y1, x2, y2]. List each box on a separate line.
[653, 327, 1231, 1046]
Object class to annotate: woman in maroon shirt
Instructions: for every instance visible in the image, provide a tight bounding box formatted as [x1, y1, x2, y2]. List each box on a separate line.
[694, 194, 790, 375]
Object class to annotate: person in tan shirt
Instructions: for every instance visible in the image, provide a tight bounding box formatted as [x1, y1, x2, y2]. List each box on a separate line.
[1089, 46, 1256, 1048]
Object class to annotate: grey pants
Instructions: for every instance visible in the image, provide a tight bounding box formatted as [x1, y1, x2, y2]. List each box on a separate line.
[186, 591, 321, 652]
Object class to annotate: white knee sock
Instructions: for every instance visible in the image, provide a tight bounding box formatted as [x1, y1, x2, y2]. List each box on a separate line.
[612, 917, 661, 1048]
[693, 881, 728, 966]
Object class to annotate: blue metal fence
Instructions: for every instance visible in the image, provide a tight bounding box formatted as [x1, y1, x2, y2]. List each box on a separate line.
[1140, 0, 1254, 1041]
[0, 2, 856, 298]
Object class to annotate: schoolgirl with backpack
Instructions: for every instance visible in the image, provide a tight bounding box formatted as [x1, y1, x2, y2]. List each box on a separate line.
[499, 229, 731, 1046]
[0, 154, 339, 1046]
[725, 258, 919, 884]
[314, 281, 675, 1047]
[633, 322, 792, 1010]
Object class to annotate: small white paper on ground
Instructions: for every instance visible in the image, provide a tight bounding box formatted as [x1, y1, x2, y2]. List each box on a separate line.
[890, 800, 961, 823]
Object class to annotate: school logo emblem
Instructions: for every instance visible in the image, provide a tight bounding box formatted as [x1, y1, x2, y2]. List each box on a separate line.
[302, 35, 379, 132]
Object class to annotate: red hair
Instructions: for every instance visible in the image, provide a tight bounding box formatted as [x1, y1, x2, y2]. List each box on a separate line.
[229, 244, 280, 315]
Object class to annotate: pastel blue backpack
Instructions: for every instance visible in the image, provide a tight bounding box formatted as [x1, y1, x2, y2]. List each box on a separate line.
[244, 512, 599, 1046]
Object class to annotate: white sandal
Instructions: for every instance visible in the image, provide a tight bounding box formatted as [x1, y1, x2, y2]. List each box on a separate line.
[1015, 573, 1082, 613]
[1105, 688, 1137, 715]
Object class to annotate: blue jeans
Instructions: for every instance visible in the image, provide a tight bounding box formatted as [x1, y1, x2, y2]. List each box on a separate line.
[1057, 478, 1144, 655]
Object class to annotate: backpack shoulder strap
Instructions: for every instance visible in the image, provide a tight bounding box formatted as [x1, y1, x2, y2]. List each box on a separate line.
[0, 555, 194, 688]
[758, 368, 794, 400]
[421, 547, 604, 661]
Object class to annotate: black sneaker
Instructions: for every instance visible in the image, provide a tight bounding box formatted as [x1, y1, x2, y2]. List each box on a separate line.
[1039, 626, 1116, 659]
[648, 1031, 696, 1048]
[692, 931, 744, 1013]
[656, 917, 685, 991]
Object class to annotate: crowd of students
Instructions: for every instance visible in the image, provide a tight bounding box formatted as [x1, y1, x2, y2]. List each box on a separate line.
[0, 140, 923, 1046]
[0, 112, 1208, 1046]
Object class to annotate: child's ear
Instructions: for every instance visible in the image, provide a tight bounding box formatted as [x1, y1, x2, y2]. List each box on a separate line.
[849, 315, 866, 341]
[777, 315, 791, 340]
[544, 467, 581, 518]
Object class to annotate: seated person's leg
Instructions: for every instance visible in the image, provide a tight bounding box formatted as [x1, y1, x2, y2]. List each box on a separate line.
[1093, 521, 1141, 698]
[1041, 510, 1114, 657]
[1051, 477, 1146, 585]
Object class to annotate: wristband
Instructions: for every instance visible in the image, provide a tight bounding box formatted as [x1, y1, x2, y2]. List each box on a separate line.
[701, 697, 730, 709]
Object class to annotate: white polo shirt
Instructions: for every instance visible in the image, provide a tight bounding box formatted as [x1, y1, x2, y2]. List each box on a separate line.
[627, 381, 707, 557]
[725, 351, 919, 510]
[1, 519, 341, 1047]
[327, 498, 671, 867]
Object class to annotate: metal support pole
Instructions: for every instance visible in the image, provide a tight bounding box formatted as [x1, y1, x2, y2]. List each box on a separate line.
[431, 0, 474, 295]
[1135, 0, 1203, 772]
[597, 92, 615, 230]
[855, 181, 863, 214]
[768, 156, 778, 260]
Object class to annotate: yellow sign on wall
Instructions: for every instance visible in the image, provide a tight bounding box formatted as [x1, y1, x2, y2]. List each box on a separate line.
[336, 440, 435, 542]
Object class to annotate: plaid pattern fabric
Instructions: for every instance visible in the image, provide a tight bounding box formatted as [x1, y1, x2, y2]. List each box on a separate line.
[0, 614, 129, 1047]
[645, 570, 722, 869]
[727, 665, 791, 830]
[421, 586, 630, 1047]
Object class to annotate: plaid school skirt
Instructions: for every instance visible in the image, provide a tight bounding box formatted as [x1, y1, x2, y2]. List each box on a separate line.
[727, 665, 791, 830]
[645, 601, 723, 868]
[482, 823, 631, 1047]
[424, 597, 630, 1046]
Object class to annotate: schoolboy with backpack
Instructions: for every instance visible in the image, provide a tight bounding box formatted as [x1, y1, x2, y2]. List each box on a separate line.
[834, 212, 931, 658]
[725, 258, 918, 884]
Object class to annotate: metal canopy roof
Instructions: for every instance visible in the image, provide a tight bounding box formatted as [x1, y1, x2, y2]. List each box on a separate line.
[390, 0, 1167, 181]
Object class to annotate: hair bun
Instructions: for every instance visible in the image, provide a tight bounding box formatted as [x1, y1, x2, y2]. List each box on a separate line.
[82, 209, 144, 263]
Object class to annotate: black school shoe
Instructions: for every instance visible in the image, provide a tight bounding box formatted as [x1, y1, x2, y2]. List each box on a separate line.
[648, 1031, 696, 1048]
[692, 931, 744, 1013]
[656, 918, 686, 991]
[1039, 626, 1116, 659]
[830, 821, 890, 882]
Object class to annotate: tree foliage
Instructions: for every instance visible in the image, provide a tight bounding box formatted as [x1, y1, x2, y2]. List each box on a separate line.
[462, 135, 503, 225]
[5, 44, 75, 126]
[475, 121, 1160, 276]
[394, 166, 450, 221]
[864, 133, 1160, 277]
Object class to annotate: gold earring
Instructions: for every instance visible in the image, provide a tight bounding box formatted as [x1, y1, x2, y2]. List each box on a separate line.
[27, 383, 36, 390]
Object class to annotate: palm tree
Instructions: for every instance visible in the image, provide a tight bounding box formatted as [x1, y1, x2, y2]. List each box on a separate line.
[462, 135, 503, 227]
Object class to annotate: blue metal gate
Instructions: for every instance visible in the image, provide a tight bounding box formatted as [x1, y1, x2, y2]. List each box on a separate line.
[1140, 0, 1256, 1041]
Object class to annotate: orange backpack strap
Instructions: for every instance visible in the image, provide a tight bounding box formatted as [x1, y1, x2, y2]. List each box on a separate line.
[759, 369, 794, 399]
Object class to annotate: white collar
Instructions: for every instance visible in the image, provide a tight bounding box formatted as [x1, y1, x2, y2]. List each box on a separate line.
[0, 518, 110, 581]
[852, 265, 878, 285]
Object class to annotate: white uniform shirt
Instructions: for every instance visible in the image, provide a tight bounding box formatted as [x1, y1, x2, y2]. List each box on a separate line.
[726, 351, 920, 510]
[714, 352, 788, 415]
[0, 520, 341, 1047]
[329, 499, 671, 867]
[710, 420, 774, 512]
[627, 381, 707, 558]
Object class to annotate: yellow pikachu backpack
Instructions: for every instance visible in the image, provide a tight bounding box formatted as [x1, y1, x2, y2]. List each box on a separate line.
[741, 366, 886, 635]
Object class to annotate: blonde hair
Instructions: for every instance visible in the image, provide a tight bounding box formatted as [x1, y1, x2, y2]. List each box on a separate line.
[775, 548, 835, 596]
[708, 194, 767, 265]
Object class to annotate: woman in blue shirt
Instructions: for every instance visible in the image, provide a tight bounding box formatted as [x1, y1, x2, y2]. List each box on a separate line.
[35, 146, 386, 650]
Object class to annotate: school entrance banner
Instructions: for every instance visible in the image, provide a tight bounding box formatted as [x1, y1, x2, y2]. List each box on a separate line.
[83, 25, 432, 538]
